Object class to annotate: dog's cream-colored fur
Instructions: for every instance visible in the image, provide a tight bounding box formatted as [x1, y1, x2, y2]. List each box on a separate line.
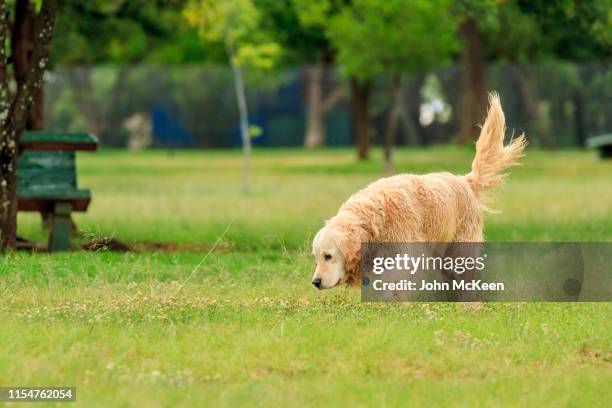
[312, 93, 526, 289]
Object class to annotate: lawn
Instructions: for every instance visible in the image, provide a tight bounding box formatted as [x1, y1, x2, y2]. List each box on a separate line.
[1, 147, 611, 407]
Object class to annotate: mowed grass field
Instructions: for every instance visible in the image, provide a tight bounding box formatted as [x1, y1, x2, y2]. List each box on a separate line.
[1, 147, 611, 407]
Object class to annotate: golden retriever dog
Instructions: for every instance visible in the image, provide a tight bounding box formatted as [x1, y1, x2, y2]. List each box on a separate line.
[311, 93, 526, 289]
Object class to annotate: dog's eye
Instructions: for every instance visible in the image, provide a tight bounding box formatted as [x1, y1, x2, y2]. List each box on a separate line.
[324, 254, 332, 261]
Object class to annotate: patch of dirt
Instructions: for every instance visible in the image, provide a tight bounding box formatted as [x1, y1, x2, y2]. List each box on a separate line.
[133, 241, 232, 253]
[579, 344, 612, 362]
[82, 237, 134, 252]
[17, 235, 232, 254]
[81, 237, 232, 253]
[16, 237, 45, 252]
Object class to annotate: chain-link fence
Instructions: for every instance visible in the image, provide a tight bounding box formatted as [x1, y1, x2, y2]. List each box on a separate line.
[43, 63, 611, 149]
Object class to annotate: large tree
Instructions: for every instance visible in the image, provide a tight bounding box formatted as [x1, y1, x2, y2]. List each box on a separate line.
[458, 0, 610, 146]
[506, 0, 610, 148]
[0, 0, 58, 252]
[328, 0, 458, 160]
[485, 0, 612, 148]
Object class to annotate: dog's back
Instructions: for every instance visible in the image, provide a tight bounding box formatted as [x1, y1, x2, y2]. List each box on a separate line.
[341, 172, 481, 242]
[336, 93, 526, 243]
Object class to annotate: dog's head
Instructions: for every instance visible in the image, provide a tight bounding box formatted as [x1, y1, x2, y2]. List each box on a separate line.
[311, 224, 363, 289]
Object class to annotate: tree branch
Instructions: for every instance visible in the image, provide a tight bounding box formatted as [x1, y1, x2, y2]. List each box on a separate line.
[321, 87, 343, 113]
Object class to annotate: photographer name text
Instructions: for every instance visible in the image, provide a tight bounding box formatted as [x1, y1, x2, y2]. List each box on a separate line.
[371, 279, 505, 291]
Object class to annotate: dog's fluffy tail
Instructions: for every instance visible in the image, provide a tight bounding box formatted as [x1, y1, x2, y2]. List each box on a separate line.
[465, 93, 526, 194]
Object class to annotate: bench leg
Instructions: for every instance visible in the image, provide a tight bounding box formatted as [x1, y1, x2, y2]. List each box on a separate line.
[48, 202, 73, 253]
[41, 211, 79, 234]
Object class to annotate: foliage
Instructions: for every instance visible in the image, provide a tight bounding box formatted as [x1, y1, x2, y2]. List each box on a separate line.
[49, 0, 609, 68]
[483, 0, 543, 62]
[517, 0, 611, 61]
[52, 0, 213, 65]
[255, 0, 332, 64]
[328, 0, 459, 80]
[483, 0, 611, 62]
[454, 0, 499, 30]
[184, 0, 280, 71]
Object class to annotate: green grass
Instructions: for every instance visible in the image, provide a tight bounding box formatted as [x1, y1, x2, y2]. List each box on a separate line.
[2, 147, 611, 407]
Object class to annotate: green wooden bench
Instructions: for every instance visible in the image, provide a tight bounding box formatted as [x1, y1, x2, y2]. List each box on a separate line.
[17, 132, 98, 252]
[586, 133, 612, 159]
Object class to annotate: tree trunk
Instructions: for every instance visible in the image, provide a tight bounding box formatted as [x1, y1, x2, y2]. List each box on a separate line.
[69, 67, 103, 136]
[9, 0, 46, 243]
[12, 0, 43, 130]
[510, 65, 555, 149]
[304, 64, 325, 148]
[0, 143, 18, 251]
[0, 0, 11, 250]
[383, 74, 401, 174]
[105, 67, 129, 146]
[397, 74, 426, 146]
[303, 63, 343, 148]
[226, 37, 251, 194]
[28, 88, 44, 130]
[458, 18, 488, 144]
[350, 77, 371, 160]
[573, 90, 586, 148]
[0, 0, 57, 252]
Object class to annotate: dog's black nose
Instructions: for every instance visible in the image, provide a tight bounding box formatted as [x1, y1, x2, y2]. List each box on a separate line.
[312, 278, 322, 289]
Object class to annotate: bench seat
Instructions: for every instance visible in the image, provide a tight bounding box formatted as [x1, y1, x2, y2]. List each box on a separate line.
[18, 193, 91, 212]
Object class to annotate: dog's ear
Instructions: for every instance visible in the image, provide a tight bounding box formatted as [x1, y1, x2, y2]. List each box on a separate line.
[335, 224, 367, 285]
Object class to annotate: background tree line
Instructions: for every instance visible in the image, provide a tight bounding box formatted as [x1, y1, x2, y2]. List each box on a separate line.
[47, 0, 609, 159]
[0, 0, 610, 250]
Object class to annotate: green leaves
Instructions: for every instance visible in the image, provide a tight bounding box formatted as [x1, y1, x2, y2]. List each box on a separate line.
[185, 0, 281, 72]
[248, 124, 263, 138]
[52, 0, 201, 65]
[328, 0, 459, 80]
[235, 43, 280, 70]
